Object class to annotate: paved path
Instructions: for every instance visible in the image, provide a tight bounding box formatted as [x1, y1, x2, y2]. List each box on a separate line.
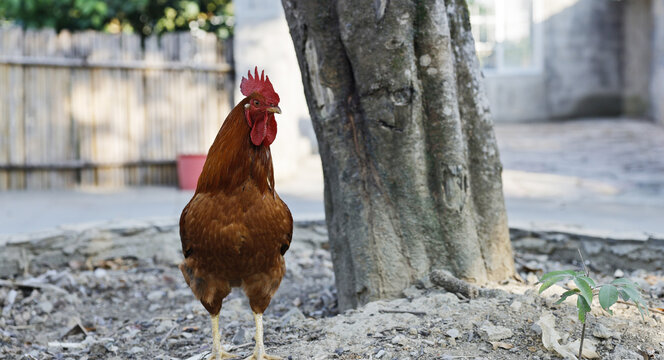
[1, 118, 663, 239]
[497, 119, 664, 239]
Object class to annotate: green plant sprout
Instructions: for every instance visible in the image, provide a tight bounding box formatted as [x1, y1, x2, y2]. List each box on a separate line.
[538, 257, 649, 359]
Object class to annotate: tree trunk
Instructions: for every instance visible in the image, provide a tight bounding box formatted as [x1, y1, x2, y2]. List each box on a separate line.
[282, 0, 515, 310]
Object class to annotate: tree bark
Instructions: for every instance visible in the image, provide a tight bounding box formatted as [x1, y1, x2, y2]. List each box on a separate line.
[282, 0, 515, 310]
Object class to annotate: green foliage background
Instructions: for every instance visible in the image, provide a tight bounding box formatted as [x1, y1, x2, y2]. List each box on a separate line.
[0, 0, 234, 38]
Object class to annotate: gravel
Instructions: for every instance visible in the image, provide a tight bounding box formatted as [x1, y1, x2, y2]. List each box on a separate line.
[0, 222, 662, 359]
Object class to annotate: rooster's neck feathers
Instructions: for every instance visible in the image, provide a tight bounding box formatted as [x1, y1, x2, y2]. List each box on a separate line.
[195, 98, 274, 194]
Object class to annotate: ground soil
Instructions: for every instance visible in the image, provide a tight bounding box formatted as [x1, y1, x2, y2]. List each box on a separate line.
[1, 231, 663, 360]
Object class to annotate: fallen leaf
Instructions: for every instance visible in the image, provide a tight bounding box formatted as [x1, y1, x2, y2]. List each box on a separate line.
[60, 318, 88, 339]
[491, 341, 514, 350]
[565, 339, 599, 359]
[537, 312, 578, 359]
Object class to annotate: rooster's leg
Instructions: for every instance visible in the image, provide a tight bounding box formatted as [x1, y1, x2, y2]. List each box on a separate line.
[244, 312, 281, 360]
[208, 313, 236, 360]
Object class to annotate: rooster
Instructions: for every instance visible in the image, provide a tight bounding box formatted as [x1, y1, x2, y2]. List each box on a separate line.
[179, 67, 292, 360]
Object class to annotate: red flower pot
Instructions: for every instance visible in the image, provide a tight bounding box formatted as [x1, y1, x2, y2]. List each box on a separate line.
[177, 154, 207, 190]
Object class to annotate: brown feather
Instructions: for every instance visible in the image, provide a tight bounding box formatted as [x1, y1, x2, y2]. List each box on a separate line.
[179, 96, 293, 315]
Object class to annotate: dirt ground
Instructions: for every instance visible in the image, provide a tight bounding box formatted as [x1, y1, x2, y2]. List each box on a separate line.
[1, 230, 663, 360]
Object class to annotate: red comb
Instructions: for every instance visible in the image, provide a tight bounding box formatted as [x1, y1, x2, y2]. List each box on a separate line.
[240, 67, 279, 103]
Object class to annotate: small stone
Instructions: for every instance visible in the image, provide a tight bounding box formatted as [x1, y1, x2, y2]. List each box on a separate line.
[526, 273, 539, 285]
[446, 328, 460, 339]
[614, 269, 624, 278]
[155, 320, 175, 333]
[88, 343, 109, 357]
[375, 349, 385, 359]
[408, 327, 417, 336]
[231, 327, 251, 345]
[607, 345, 642, 360]
[510, 301, 522, 312]
[147, 290, 165, 301]
[531, 323, 542, 336]
[39, 300, 53, 314]
[128, 346, 144, 354]
[2, 289, 17, 317]
[29, 315, 46, 325]
[280, 307, 305, 327]
[334, 348, 344, 356]
[592, 323, 613, 339]
[94, 268, 108, 278]
[391, 334, 407, 346]
[479, 322, 513, 341]
[402, 286, 422, 299]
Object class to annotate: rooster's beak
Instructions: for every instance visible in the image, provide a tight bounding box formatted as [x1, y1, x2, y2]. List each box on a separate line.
[266, 106, 281, 114]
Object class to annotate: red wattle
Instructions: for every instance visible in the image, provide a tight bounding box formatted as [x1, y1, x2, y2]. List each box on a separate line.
[249, 112, 277, 147]
[250, 113, 267, 146]
[264, 114, 277, 146]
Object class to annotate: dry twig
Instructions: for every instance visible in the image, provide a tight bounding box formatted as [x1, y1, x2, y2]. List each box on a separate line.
[378, 309, 427, 316]
[0, 279, 68, 294]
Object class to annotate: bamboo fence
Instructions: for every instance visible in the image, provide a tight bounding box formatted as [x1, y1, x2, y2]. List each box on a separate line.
[0, 25, 233, 190]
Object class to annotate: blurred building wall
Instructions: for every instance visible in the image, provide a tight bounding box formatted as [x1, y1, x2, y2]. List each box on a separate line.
[233, 0, 317, 182]
[477, 0, 664, 123]
[232, 0, 664, 136]
[542, 0, 623, 119]
[623, 0, 653, 117]
[653, 0, 664, 125]
[483, 0, 622, 122]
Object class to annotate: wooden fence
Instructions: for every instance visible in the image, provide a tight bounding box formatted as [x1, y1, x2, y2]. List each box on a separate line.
[0, 25, 233, 190]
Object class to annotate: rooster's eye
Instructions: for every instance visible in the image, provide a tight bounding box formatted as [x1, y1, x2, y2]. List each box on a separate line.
[253, 100, 260, 106]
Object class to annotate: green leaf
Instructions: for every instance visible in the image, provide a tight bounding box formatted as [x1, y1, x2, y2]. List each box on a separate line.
[554, 289, 579, 305]
[579, 276, 596, 288]
[634, 301, 647, 321]
[574, 276, 594, 307]
[620, 284, 649, 321]
[538, 275, 568, 294]
[618, 289, 630, 301]
[539, 270, 577, 283]
[598, 285, 618, 314]
[611, 278, 636, 287]
[621, 285, 643, 303]
[577, 296, 591, 323]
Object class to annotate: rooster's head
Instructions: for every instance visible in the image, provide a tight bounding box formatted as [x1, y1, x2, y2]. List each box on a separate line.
[241, 67, 281, 147]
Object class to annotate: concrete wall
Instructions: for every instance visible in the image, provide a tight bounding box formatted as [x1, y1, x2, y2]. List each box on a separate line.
[233, 0, 663, 133]
[483, 74, 546, 122]
[652, 0, 664, 125]
[487, 0, 626, 122]
[623, 0, 653, 117]
[233, 0, 317, 181]
[543, 0, 624, 119]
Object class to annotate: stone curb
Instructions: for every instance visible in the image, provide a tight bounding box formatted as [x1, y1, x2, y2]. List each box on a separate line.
[510, 228, 664, 272]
